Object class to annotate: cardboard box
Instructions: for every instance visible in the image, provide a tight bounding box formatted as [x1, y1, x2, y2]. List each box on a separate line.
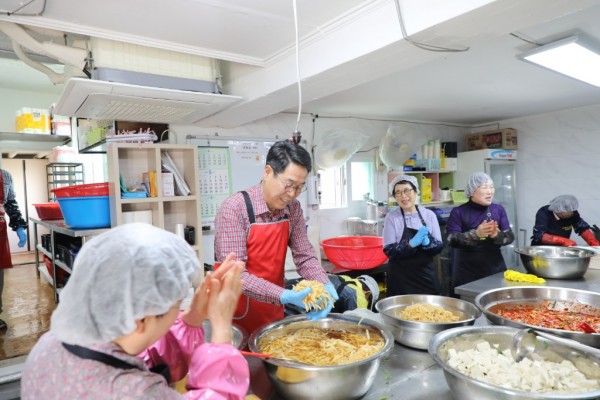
[466, 128, 517, 151]
[162, 172, 175, 197]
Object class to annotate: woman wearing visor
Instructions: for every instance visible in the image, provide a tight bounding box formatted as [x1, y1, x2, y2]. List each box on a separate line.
[447, 172, 514, 289]
[383, 175, 443, 296]
[531, 194, 599, 246]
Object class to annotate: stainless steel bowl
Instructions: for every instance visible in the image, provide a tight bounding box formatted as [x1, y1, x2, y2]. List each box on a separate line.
[429, 326, 600, 400]
[475, 286, 600, 348]
[248, 313, 393, 400]
[202, 320, 247, 349]
[516, 246, 597, 279]
[375, 294, 481, 350]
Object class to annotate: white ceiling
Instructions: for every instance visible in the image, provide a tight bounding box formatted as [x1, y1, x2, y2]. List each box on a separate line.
[1, 0, 600, 127]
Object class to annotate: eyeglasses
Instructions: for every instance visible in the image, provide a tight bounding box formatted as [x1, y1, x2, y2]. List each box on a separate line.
[394, 188, 414, 197]
[274, 173, 307, 194]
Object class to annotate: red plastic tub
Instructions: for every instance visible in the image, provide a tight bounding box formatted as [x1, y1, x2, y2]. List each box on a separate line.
[52, 182, 109, 198]
[43, 255, 69, 286]
[33, 202, 64, 220]
[321, 236, 388, 270]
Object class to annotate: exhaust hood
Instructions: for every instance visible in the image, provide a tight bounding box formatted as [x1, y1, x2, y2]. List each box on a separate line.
[53, 77, 242, 124]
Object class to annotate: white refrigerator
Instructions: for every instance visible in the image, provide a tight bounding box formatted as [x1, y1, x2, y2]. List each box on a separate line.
[456, 149, 519, 268]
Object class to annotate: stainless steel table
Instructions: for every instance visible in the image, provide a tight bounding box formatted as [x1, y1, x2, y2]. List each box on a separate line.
[247, 317, 490, 399]
[30, 217, 110, 302]
[454, 269, 600, 303]
[247, 343, 454, 400]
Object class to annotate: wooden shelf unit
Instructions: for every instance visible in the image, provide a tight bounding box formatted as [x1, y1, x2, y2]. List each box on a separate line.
[107, 142, 203, 263]
[388, 170, 455, 205]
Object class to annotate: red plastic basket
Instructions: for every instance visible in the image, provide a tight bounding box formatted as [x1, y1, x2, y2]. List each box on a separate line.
[51, 182, 109, 198]
[43, 255, 69, 286]
[321, 236, 388, 270]
[33, 202, 64, 220]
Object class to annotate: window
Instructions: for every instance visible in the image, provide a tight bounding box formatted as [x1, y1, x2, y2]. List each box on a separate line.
[318, 165, 346, 209]
[350, 161, 374, 201]
[318, 154, 375, 209]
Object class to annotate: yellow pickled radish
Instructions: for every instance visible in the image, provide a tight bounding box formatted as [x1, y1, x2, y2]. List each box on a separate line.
[504, 269, 546, 284]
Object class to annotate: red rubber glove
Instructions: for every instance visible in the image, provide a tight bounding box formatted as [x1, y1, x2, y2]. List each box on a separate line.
[581, 229, 600, 246]
[541, 233, 577, 247]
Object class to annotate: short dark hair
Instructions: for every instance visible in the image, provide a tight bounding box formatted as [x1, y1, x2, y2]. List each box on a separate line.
[266, 140, 312, 174]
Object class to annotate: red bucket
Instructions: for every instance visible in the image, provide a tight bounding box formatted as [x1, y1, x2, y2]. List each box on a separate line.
[321, 236, 388, 270]
[33, 202, 64, 220]
[52, 182, 109, 198]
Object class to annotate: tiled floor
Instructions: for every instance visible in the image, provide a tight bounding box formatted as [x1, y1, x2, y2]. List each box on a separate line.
[0, 252, 55, 361]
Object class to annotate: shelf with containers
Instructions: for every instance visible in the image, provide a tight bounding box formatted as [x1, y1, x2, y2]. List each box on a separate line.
[31, 217, 109, 302]
[388, 169, 456, 205]
[107, 142, 202, 263]
[76, 119, 169, 153]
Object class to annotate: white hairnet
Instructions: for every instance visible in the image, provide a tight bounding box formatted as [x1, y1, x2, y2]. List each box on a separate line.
[465, 172, 493, 197]
[51, 223, 200, 345]
[548, 194, 579, 213]
[389, 174, 419, 195]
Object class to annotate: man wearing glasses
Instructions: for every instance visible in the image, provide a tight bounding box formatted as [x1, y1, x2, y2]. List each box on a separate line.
[214, 140, 337, 335]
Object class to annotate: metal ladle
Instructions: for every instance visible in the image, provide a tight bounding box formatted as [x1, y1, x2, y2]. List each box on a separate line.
[241, 351, 311, 366]
[511, 328, 600, 362]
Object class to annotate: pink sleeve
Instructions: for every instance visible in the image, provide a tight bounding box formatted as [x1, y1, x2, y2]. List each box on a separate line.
[184, 343, 250, 400]
[139, 316, 205, 382]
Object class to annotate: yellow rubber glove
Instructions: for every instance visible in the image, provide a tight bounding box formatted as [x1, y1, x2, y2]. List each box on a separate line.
[504, 269, 546, 284]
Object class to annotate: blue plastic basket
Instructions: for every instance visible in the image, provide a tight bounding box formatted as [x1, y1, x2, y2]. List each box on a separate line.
[57, 196, 110, 229]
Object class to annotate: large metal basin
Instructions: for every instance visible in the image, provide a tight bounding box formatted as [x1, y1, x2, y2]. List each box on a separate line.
[516, 246, 597, 279]
[202, 320, 247, 349]
[429, 326, 600, 400]
[475, 286, 600, 348]
[375, 294, 481, 350]
[248, 313, 393, 400]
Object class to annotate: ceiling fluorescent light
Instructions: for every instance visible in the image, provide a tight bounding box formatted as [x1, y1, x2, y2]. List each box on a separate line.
[518, 35, 600, 87]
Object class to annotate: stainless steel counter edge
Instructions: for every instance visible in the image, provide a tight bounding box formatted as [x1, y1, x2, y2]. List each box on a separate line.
[30, 217, 110, 237]
[454, 269, 600, 303]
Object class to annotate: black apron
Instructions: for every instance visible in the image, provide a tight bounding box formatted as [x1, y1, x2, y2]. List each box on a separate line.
[452, 207, 506, 288]
[387, 208, 440, 296]
[62, 342, 170, 383]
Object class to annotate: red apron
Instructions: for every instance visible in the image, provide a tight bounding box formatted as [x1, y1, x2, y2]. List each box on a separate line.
[0, 173, 13, 269]
[219, 191, 289, 337]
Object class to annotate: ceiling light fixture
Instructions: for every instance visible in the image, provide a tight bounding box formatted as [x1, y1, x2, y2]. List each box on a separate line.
[518, 35, 600, 87]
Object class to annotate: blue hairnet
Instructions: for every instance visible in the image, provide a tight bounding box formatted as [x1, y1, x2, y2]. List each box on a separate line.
[389, 174, 420, 195]
[465, 172, 493, 197]
[51, 223, 200, 345]
[548, 194, 579, 213]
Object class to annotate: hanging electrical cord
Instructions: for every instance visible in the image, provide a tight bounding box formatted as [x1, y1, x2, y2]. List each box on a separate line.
[291, 0, 302, 144]
[393, 0, 469, 53]
[510, 32, 544, 46]
[1, 0, 46, 16]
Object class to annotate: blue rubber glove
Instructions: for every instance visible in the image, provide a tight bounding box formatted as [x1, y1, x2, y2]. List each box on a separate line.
[16, 227, 27, 248]
[280, 287, 312, 309]
[422, 233, 430, 246]
[306, 282, 338, 321]
[409, 226, 429, 248]
[307, 299, 333, 321]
